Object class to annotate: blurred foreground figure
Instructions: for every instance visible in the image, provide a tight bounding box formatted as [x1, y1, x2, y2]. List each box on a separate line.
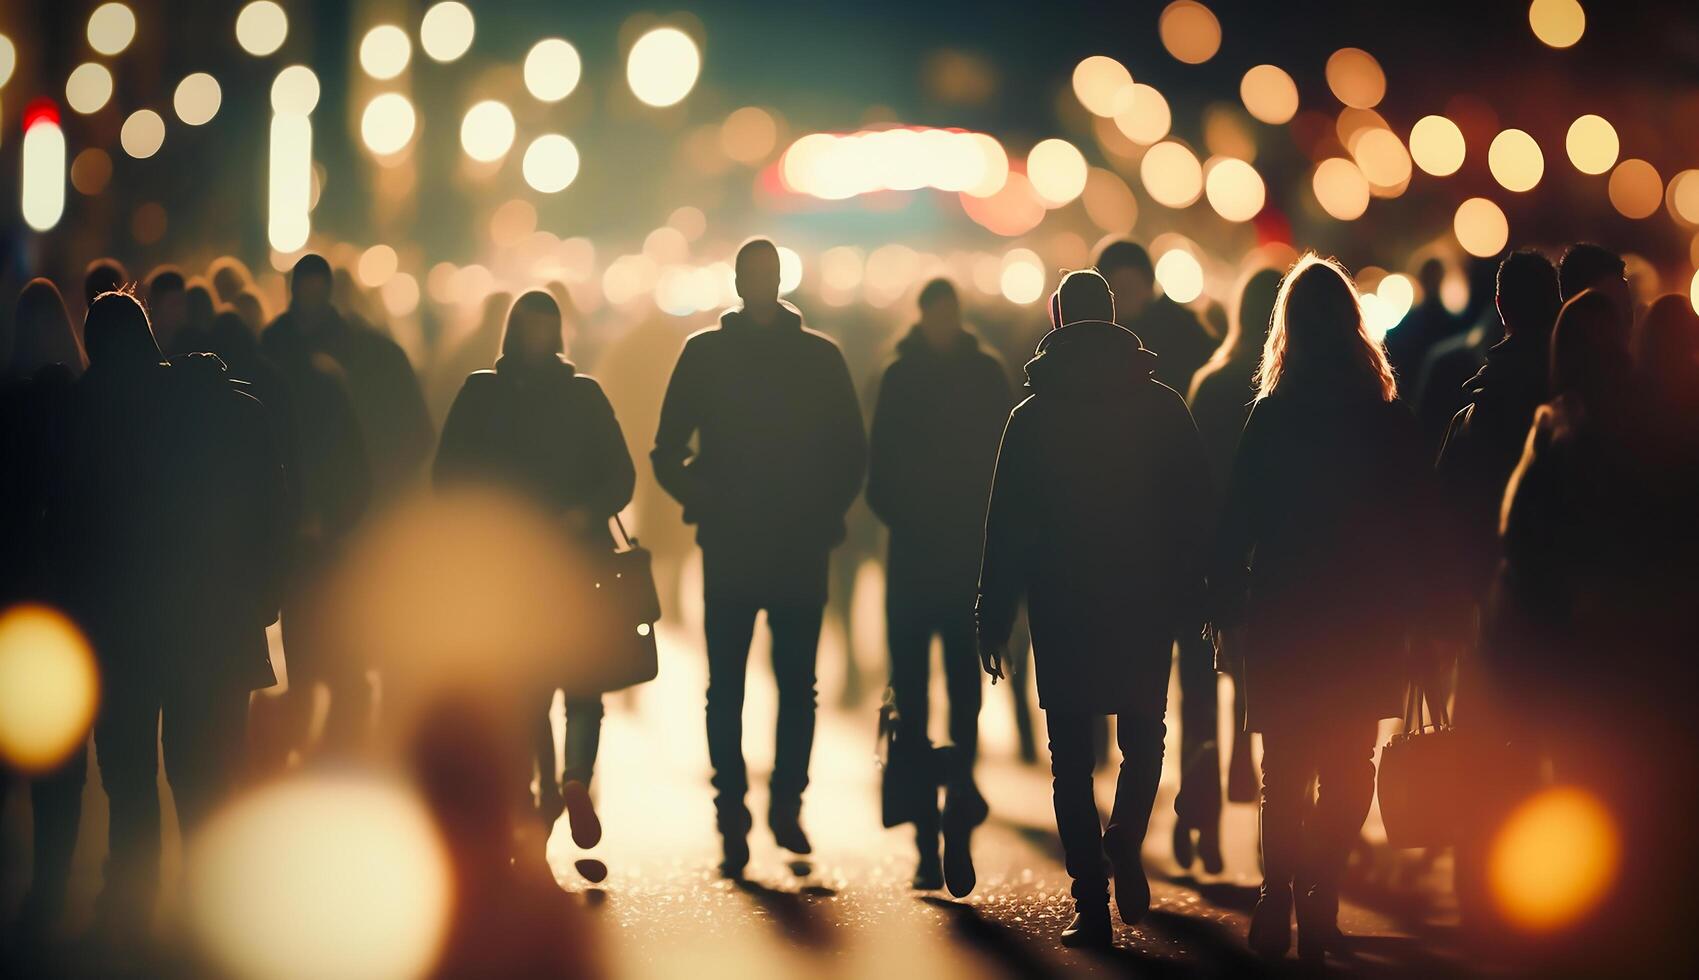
[1209, 256, 1440, 965]
[652, 238, 867, 877]
[867, 278, 1012, 895]
[436, 290, 636, 870]
[57, 290, 288, 937]
[978, 270, 1212, 947]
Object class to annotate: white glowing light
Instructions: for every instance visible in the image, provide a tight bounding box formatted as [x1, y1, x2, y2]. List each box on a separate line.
[460, 100, 515, 163]
[1154, 249, 1204, 303]
[270, 65, 320, 116]
[269, 112, 312, 252]
[120, 109, 165, 159]
[174, 73, 222, 126]
[0, 35, 15, 90]
[21, 113, 67, 232]
[1000, 249, 1045, 305]
[627, 27, 700, 108]
[87, 3, 137, 57]
[236, 2, 288, 57]
[360, 25, 412, 81]
[521, 134, 580, 193]
[524, 39, 581, 103]
[361, 93, 416, 157]
[420, 2, 475, 63]
[66, 63, 114, 115]
[1027, 138, 1089, 207]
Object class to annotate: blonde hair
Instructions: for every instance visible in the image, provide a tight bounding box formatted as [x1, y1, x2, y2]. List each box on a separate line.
[1255, 252, 1397, 402]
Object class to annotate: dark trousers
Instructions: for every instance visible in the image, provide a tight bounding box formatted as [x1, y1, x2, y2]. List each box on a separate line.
[887, 593, 982, 852]
[1173, 633, 1223, 826]
[534, 692, 605, 794]
[1258, 722, 1377, 901]
[1047, 710, 1166, 902]
[94, 676, 249, 919]
[704, 597, 824, 833]
[21, 744, 89, 926]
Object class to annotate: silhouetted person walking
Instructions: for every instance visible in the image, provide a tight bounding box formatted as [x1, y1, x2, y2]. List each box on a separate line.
[867, 278, 1012, 894]
[978, 270, 1212, 947]
[652, 238, 867, 876]
[1097, 240, 1215, 393]
[145, 267, 189, 356]
[1209, 256, 1438, 965]
[436, 290, 636, 866]
[56, 290, 287, 937]
[1382, 257, 1456, 387]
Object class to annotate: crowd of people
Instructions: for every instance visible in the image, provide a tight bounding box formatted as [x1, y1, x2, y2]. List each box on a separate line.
[3, 229, 1697, 973]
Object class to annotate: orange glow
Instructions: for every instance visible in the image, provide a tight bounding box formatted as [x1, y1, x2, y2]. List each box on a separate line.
[1026, 138, 1088, 207]
[1113, 83, 1171, 145]
[1566, 114, 1619, 175]
[1325, 48, 1385, 109]
[1203, 157, 1264, 222]
[1240, 65, 1298, 125]
[0, 604, 99, 773]
[1409, 115, 1466, 177]
[1352, 127, 1412, 188]
[1071, 56, 1133, 117]
[1488, 129, 1544, 192]
[1608, 159, 1662, 219]
[1140, 140, 1203, 209]
[1489, 787, 1619, 932]
[1454, 197, 1509, 257]
[1158, 1, 1221, 65]
[1529, 0, 1585, 49]
[1312, 157, 1371, 220]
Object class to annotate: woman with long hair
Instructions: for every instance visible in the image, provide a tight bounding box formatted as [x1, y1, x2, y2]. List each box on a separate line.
[435, 290, 636, 877]
[1210, 255, 1438, 963]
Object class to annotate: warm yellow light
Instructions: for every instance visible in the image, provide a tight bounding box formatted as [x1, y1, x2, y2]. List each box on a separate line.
[235, 2, 288, 58]
[268, 112, 311, 253]
[1529, 0, 1585, 49]
[1240, 65, 1298, 125]
[0, 605, 98, 772]
[777, 246, 803, 295]
[1377, 273, 1415, 327]
[356, 244, 398, 288]
[21, 113, 66, 231]
[1113, 83, 1171, 145]
[1608, 158, 1662, 219]
[270, 65, 320, 116]
[1489, 129, 1544, 192]
[0, 35, 15, 90]
[1454, 197, 1509, 257]
[360, 93, 416, 157]
[720, 107, 777, 165]
[459, 100, 515, 163]
[359, 25, 411, 81]
[1072, 56, 1133, 117]
[1565, 114, 1618, 175]
[522, 133, 580, 193]
[420, 2, 475, 63]
[1204, 157, 1264, 222]
[382, 274, 419, 318]
[1409, 115, 1466, 177]
[1158, 1, 1221, 65]
[174, 72, 222, 126]
[120, 108, 165, 159]
[1668, 170, 1699, 225]
[1325, 48, 1385, 109]
[1082, 167, 1138, 234]
[999, 249, 1045, 305]
[66, 63, 114, 115]
[1489, 786, 1617, 931]
[960, 170, 1044, 237]
[1352, 128, 1413, 188]
[627, 27, 700, 108]
[1154, 249, 1204, 303]
[1140, 141, 1203, 209]
[87, 3, 136, 57]
[1691, 269, 1699, 317]
[524, 38, 581, 103]
[187, 774, 452, 980]
[1027, 138, 1088, 207]
[1312, 157, 1371, 220]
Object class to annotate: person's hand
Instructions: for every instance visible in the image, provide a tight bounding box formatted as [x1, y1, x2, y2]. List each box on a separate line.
[978, 637, 1005, 684]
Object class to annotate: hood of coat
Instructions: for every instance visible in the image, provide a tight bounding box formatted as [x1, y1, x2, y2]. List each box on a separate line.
[720, 300, 803, 333]
[1025, 320, 1158, 397]
[494, 352, 578, 380]
[895, 324, 981, 359]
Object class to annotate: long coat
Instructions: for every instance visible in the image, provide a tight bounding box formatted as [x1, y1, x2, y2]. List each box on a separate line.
[866, 327, 1013, 607]
[977, 321, 1213, 718]
[1210, 385, 1437, 734]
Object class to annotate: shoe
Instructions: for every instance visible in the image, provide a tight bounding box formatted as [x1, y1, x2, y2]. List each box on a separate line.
[1103, 829, 1149, 926]
[1196, 824, 1225, 876]
[912, 851, 944, 891]
[941, 782, 986, 898]
[1295, 883, 1340, 965]
[1059, 903, 1113, 948]
[1248, 885, 1293, 958]
[574, 858, 608, 883]
[562, 779, 602, 849]
[1172, 822, 1196, 869]
[769, 800, 812, 855]
[718, 834, 750, 879]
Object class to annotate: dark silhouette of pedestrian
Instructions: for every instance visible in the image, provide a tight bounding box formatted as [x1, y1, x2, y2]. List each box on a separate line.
[145, 267, 189, 356]
[1413, 257, 1502, 447]
[1209, 255, 1439, 964]
[55, 289, 288, 937]
[867, 277, 1012, 895]
[651, 238, 867, 877]
[82, 258, 128, 309]
[436, 290, 636, 865]
[1096, 240, 1216, 394]
[1382, 257, 1457, 387]
[1557, 242, 1633, 330]
[172, 279, 217, 355]
[978, 269, 1213, 947]
[1639, 294, 1699, 442]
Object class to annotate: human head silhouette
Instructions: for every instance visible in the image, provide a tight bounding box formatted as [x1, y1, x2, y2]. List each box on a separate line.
[1094, 240, 1153, 319]
[289, 253, 334, 317]
[1259, 254, 1395, 402]
[1550, 288, 1631, 407]
[1558, 243, 1626, 302]
[11, 278, 85, 376]
[83, 258, 128, 307]
[502, 290, 564, 360]
[1049, 269, 1116, 328]
[734, 238, 781, 317]
[208, 255, 255, 304]
[917, 277, 962, 346]
[1637, 294, 1699, 408]
[145, 268, 188, 348]
[186, 281, 217, 331]
[1496, 250, 1560, 340]
[1230, 267, 1283, 360]
[1417, 256, 1447, 301]
[84, 288, 163, 367]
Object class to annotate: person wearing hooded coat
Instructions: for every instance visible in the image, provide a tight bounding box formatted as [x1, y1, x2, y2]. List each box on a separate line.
[56, 289, 288, 934]
[435, 290, 636, 860]
[866, 277, 1013, 895]
[977, 269, 1213, 947]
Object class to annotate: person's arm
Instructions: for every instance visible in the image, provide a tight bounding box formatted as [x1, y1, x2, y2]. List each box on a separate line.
[650, 338, 707, 515]
[976, 403, 1036, 659]
[864, 362, 905, 529]
[574, 378, 637, 520]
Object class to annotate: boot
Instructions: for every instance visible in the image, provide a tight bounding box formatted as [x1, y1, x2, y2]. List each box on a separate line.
[941, 774, 987, 898]
[1172, 822, 1196, 870]
[768, 797, 812, 855]
[561, 779, 601, 849]
[1295, 880, 1340, 965]
[1103, 828, 1150, 926]
[912, 848, 944, 891]
[1248, 881, 1293, 958]
[1196, 823, 1225, 876]
[1059, 901, 1113, 948]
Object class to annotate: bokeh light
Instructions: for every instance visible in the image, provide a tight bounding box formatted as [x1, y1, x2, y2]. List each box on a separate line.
[1529, 0, 1586, 49]
[522, 134, 580, 193]
[1082, 167, 1138, 234]
[71, 147, 113, 195]
[1326, 48, 1385, 109]
[270, 65, 320, 116]
[1158, 1, 1221, 65]
[21, 106, 67, 233]
[999, 249, 1045, 304]
[460, 100, 515, 163]
[420, 2, 475, 63]
[1204, 157, 1265, 221]
[187, 773, 452, 980]
[1691, 269, 1699, 316]
[1071, 55, 1133, 117]
[1565, 115, 1618, 175]
[66, 63, 114, 115]
[1608, 158, 1662, 219]
[268, 113, 312, 252]
[1240, 65, 1299, 125]
[1454, 197, 1509, 256]
[1488, 129, 1543, 192]
[627, 27, 701, 108]
[777, 246, 804, 295]
[0, 34, 14, 90]
[1352, 127, 1413, 188]
[1113, 83, 1171, 145]
[361, 93, 417, 157]
[1409, 115, 1466, 176]
[1489, 787, 1618, 932]
[1667, 169, 1699, 225]
[960, 170, 1044, 236]
[235, 2, 288, 57]
[120, 108, 165, 159]
[1027, 138, 1088, 206]
[356, 244, 398, 288]
[87, 3, 137, 57]
[720, 107, 777, 164]
[1140, 140, 1203, 208]
[1154, 248, 1204, 302]
[0, 604, 99, 773]
[1312, 157, 1371, 220]
[382, 273, 420, 318]
[524, 38, 581, 103]
[359, 25, 412, 81]
[174, 72, 222, 126]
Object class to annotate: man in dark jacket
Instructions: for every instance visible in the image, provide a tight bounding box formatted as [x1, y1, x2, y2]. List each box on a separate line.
[57, 289, 288, 935]
[978, 270, 1213, 947]
[867, 278, 1013, 895]
[652, 238, 867, 876]
[1096, 240, 1215, 394]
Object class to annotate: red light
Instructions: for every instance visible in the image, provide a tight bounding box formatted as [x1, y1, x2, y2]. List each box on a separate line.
[23, 99, 61, 131]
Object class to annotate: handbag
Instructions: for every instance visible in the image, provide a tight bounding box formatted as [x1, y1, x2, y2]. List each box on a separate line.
[1377, 674, 1462, 848]
[570, 515, 662, 694]
[876, 689, 937, 828]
